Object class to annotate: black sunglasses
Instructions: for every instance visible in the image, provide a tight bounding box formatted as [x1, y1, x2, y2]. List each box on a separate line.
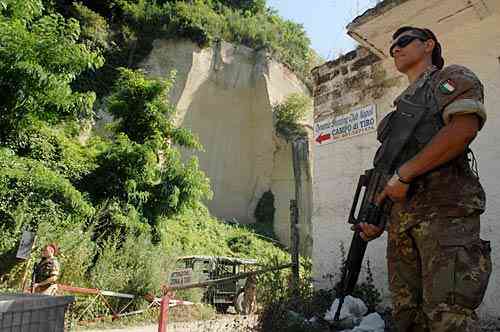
[389, 35, 426, 57]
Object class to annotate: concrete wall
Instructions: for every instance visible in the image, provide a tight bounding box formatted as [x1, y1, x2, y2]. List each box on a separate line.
[141, 40, 313, 252]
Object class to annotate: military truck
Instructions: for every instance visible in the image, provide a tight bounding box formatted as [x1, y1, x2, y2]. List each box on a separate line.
[169, 255, 258, 313]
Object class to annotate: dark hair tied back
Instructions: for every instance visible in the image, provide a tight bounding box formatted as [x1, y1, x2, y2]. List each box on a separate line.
[393, 26, 445, 69]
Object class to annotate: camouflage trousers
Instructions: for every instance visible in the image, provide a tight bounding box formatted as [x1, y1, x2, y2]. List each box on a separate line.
[387, 213, 491, 332]
[242, 285, 257, 314]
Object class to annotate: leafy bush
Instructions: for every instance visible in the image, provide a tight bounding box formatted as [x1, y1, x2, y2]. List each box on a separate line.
[212, 0, 266, 14]
[170, 1, 225, 46]
[0, 148, 95, 280]
[0, 0, 103, 141]
[0, 149, 94, 235]
[91, 232, 174, 297]
[0, 0, 103, 287]
[82, 69, 211, 234]
[5, 120, 97, 180]
[170, 1, 314, 78]
[72, 2, 111, 51]
[273, 93, 312, 141]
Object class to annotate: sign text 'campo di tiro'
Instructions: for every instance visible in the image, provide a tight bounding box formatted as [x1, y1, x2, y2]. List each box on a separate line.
[314, 105, 377, 146]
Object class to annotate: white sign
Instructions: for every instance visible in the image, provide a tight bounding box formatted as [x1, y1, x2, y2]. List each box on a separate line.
[16, 231, 36, 260]
[314, 105, 377, 146]
[170, 269, 193, 285]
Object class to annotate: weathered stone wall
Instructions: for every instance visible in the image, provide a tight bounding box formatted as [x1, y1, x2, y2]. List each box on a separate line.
[313, 48, 400, 123]
[312, 10, 500, 316]
[141, 39, 313, 253]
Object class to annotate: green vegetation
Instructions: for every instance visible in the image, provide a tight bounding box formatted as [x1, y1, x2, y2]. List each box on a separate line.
[258, 242, 383, 332]
[45, 0, 320, 96]
[254, 190, 275, 224]
[0, 0, 313, 325]
[273, 93, 312, 142]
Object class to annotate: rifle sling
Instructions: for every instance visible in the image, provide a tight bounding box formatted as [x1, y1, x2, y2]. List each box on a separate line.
[375, 97, 429, 173]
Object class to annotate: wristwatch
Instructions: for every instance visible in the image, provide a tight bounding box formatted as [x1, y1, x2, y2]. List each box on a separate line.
[395, 168, 411, 185]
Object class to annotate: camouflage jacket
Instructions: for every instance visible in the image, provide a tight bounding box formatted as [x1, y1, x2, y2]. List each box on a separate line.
[384, 65, 486, 231]
[33, 257, 60, 284]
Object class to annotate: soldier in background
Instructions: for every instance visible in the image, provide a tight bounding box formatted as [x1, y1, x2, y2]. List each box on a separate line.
[242, 274, 257, 314]
[358, 27, 492, 331]
[32, 243, 60, 295]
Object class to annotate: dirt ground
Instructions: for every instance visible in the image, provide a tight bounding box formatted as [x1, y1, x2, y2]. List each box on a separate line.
[88, 315, 258, 332]
[86, 313, 500, 332]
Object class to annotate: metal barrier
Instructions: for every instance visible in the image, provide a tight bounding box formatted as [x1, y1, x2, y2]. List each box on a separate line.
[56, 284, 193, 327]
[57, 284, 136, 322]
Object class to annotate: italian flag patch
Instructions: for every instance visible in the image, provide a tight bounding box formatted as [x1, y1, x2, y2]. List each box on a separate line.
[439, 79, 456, 94]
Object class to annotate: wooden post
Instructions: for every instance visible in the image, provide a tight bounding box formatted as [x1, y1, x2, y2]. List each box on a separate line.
[158, 291, 171, 332]
[290, 199, 300, 297]
[21, 260, 32, 293]
[290, 138, 309, 296]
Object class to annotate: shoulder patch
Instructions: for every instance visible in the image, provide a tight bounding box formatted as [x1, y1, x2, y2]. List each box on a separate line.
[438, 79, 456, 95]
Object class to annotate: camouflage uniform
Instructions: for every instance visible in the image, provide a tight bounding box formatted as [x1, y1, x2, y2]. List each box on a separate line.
[242, 274, 257, 314]
[33, 257, 60, 295]
[383, 65, 492, 331]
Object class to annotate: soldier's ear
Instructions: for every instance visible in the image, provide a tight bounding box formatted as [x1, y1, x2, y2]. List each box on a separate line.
[424, 39, 436, 55]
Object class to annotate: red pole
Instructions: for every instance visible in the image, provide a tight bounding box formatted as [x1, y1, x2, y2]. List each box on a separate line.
[158, 291, 170, 332]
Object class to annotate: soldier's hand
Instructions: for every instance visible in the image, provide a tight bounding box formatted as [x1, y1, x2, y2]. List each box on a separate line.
[360, 223, 384, 241]
[376, 173, 409, 204]
[351, 223, 384, 241]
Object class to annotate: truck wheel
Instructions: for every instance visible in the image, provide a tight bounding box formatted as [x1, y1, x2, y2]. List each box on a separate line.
[215, 303, 229, 313]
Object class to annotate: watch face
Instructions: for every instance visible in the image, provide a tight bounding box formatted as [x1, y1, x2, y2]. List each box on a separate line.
[389, 173, 400, 186]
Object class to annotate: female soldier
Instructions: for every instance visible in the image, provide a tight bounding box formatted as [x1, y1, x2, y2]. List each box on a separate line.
[359, 27, 491, 331]
[32, 243, 60, 295]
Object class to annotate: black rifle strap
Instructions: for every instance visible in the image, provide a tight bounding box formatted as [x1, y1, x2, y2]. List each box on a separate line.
[375, 97, 429, 174]
[376, 68, 442, 173]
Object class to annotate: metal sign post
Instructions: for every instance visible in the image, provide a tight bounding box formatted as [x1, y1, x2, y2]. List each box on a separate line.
[158, 291, 171, 332]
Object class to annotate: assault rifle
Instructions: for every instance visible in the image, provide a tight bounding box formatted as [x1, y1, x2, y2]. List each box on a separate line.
[333, 168, 391, 322]
[332, 91, 431, 322]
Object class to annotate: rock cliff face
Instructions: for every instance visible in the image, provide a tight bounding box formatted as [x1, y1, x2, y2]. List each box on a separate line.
[141, 39, 312, 253]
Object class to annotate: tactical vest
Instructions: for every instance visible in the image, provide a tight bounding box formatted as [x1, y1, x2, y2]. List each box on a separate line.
[375, 70, 473, 178]
[34, 258, 58, 283]
[374, 69, 486, 224]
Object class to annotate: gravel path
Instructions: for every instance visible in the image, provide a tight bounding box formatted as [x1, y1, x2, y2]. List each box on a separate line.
[88, 315, 258, 332]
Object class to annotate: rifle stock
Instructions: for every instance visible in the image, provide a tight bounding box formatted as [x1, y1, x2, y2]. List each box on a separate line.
[334, 169, 390, 321]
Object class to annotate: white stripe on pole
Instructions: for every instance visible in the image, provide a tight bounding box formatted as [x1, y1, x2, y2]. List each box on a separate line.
[100, 290, 135, 299]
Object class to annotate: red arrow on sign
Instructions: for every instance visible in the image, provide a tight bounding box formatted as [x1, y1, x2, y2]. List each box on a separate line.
[315, 133, 331, 144]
